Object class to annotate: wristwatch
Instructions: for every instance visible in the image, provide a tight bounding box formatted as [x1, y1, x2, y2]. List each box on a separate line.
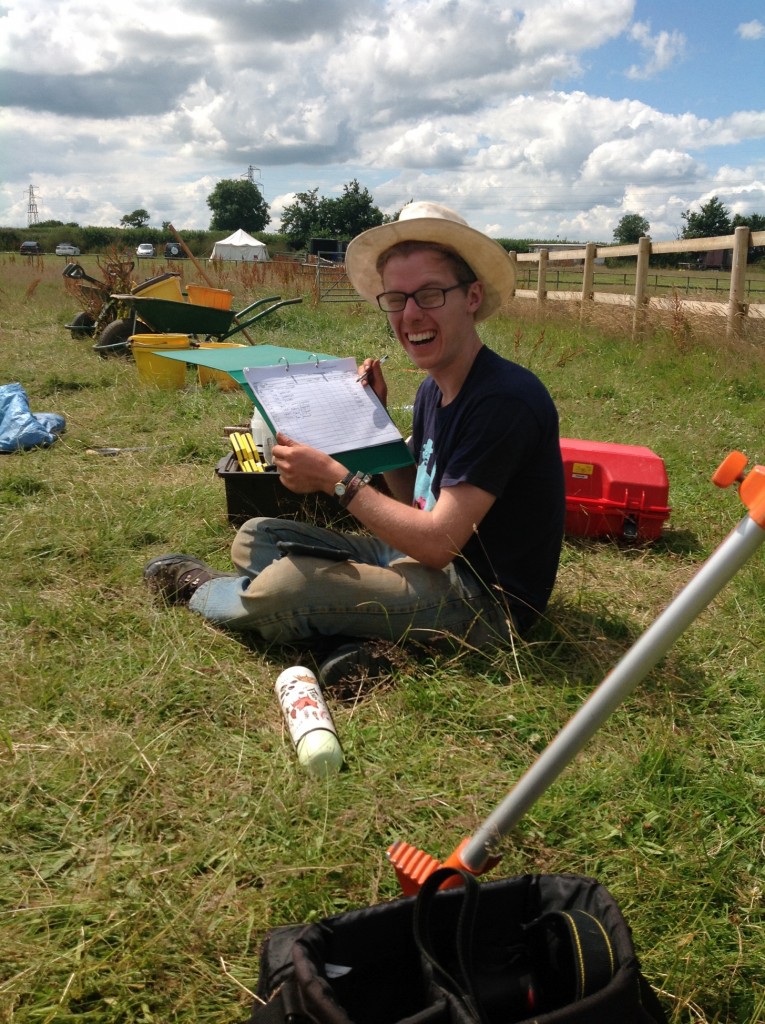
[334, 470, 372, 508]
[333, 471, 355, 503]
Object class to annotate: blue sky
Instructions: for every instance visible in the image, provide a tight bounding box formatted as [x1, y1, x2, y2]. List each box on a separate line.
[1, 0, 763, 243]
[581, 3, 763, 120]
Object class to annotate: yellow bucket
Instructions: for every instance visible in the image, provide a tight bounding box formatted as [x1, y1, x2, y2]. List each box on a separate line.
[196, 342, 245, 391]
[186, 284, 233, 309]
[132, 273, 184, 302]
[131, 334, 190, 389]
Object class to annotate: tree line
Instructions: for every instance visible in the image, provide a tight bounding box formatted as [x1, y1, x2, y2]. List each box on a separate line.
[194, 182, 765, 260]
[613, 197, 765, 246]
[5, 178, 764, 262]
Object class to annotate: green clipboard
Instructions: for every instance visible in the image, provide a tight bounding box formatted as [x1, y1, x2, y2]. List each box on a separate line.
[153, 344, 413, 476]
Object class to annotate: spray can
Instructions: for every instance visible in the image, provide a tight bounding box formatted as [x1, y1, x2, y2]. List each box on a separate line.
[250, 406, 276, 464]
[275, 666, 344, 776]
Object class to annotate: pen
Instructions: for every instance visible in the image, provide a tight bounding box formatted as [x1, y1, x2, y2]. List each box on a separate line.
[357, 354, 388, 384]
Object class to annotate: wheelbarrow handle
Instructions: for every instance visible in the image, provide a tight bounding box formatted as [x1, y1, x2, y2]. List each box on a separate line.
[62, 261, 103, 286]
[225, 298, 303, 342]
[234, 295, 282, 318]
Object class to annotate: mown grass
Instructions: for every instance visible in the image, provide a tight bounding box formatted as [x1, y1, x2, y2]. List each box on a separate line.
[1, 256, 764, 1023]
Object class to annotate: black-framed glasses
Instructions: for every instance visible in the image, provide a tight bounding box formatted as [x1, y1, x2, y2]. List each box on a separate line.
[376, 283, 466, 313]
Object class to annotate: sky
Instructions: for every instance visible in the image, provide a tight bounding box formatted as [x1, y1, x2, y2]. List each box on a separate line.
[1, 0, 764, 243]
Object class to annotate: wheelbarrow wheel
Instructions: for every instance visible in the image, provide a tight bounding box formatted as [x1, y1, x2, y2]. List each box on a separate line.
[94, 319, 149, 359]
[69, 311, 96, 340]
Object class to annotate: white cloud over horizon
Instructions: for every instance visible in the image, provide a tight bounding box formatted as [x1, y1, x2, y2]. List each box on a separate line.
[1, 0, 764, 243]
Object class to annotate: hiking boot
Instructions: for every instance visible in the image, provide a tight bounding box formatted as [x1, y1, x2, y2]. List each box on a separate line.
[317, 641, 394, 689]
[143, 553, 237, 606]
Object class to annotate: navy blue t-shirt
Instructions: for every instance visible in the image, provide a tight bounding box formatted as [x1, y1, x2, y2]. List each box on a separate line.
[411, 345, 564, 633]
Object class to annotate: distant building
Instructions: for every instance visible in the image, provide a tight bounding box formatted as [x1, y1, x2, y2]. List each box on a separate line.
[699, 249, 732, 271]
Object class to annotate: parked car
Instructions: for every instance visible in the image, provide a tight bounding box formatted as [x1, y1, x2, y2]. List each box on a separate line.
[55, 242, 80, 257]
[20, 240, 43, 255]
[163, 241, 186, 259]
[136, 243, 155, 258]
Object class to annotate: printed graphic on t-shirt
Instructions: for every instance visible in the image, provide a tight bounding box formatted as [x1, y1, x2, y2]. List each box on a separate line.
[413, 436, 436, 511]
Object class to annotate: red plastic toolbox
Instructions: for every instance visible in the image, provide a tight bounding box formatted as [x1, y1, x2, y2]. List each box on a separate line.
[560, 438, 670, 541]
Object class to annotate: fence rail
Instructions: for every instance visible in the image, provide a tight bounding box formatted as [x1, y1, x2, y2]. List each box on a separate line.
[318, 229, 765, 338]
[515, 269, 765, 300]
[511, 227, 765, 338]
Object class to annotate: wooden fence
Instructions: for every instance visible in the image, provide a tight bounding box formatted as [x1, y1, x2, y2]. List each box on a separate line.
[512, 226, 765, 338]
[317, 227, 765, 338]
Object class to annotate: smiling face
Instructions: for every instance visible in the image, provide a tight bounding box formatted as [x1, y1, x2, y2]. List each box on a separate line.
[381, 247, 484, 391]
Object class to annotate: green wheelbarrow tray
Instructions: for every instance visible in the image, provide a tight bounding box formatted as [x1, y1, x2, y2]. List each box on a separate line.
[124, 294, 302, 342]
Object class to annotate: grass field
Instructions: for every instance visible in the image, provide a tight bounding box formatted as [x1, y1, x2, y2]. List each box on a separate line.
[1, 255, 764, 1023]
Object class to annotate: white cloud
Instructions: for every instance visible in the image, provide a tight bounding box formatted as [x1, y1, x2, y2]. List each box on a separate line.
[0, 0, 762, 241]
[737, 20, 765, 41]
[515, 0, 632, 55]
[626, 21, 686, 80]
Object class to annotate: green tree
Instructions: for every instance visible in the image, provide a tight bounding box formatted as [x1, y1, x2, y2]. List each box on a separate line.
[207, 179, 269, 232]
[280, 180, 383, 248]
[733, 212, 765, 262]
[280, 188, 322, 248]
[612, 213, 650, 245]
[732, 212, 765, 231]
[120, 209, 150, 229]
[322, 179, 384, 238]
[681, 196, 731, 239]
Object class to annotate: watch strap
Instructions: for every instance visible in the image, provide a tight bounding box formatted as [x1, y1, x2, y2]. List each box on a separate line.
[338, 471, 372, 509]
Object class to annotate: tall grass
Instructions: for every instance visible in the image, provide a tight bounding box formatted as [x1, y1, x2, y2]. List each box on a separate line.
[1, 256, 764, 1023]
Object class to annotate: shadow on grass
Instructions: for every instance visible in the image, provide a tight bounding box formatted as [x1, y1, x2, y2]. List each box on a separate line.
[563, 526, 702, 557]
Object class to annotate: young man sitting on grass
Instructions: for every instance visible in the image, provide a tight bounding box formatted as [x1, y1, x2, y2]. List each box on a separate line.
[144, 202, 565, 684]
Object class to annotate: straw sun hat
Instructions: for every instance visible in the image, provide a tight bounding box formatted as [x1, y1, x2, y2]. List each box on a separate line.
[344, 201, 515, 322]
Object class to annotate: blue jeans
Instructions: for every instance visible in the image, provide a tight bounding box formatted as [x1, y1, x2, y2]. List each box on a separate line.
[188, 517, 514, 647]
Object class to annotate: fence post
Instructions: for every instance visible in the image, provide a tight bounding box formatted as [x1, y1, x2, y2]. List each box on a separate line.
[507, 251, 517, 299]
[580, 243, 596, 321]
[537, 248, 548, 307]
[727, 225, 750, 338]
[632, 235, 651, 339]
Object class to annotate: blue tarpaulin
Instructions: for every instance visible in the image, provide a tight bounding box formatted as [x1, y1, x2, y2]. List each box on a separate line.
[0, 383, 66, 452]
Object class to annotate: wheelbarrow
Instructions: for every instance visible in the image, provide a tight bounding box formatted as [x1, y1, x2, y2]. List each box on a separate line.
[91, 294, 303, 356]
[63, 260, 302, 356]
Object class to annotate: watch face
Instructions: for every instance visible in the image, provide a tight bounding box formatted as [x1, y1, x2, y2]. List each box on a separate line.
[334, 472, 353, 497]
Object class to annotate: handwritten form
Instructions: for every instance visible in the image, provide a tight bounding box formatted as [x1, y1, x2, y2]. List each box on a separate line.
[243, 357, 403, 455]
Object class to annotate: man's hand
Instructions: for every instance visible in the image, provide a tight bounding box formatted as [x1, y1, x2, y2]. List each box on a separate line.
[357, 357, 388, 408]
[271, 433, 347, 495]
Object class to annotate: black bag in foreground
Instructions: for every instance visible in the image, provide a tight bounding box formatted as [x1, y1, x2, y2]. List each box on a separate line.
[250, 870, 666, 1024]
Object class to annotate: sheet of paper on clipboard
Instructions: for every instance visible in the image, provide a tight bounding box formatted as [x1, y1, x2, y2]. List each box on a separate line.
[242, 357, 412, 474]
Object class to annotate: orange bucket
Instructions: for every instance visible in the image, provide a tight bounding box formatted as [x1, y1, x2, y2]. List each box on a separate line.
[186, 284, 233, 310]
[131, 334, 190, 389]
[196, 342, 245, 391]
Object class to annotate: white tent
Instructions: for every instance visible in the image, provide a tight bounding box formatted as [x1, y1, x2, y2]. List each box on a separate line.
[209, 229, 269, 262]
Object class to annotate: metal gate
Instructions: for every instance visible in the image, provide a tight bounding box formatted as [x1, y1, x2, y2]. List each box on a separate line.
[316, 259, 358, 303]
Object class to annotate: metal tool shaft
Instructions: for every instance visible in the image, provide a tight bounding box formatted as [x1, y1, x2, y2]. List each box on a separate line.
[461, 513, 765, 872]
